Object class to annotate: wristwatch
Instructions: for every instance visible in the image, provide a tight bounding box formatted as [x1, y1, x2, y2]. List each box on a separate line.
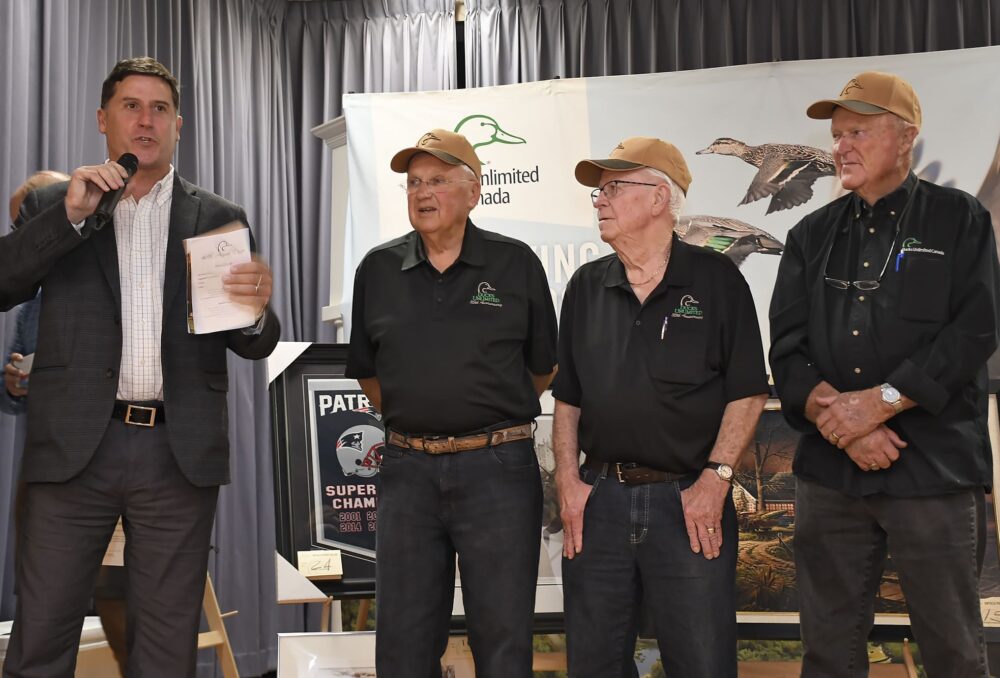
[705, 461, 734, 483]
[880, 383, 903, 414]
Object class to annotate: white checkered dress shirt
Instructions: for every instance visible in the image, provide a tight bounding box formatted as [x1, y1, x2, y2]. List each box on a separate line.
[113, 168, 174, 401]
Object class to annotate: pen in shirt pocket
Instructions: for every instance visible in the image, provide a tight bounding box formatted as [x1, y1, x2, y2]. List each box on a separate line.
[895, 250, 905, 272]
[660, 316, 669, 340]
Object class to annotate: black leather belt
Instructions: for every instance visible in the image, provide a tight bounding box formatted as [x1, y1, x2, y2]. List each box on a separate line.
[583, 459, 689, 485]
[387, 423, 532, 454]
[112, 401, 165, 427]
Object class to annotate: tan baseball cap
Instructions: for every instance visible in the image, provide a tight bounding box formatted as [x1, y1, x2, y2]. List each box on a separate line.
[575, 136, 692, 195]
[807, 71, 922, 126]
[390, 129, 482, 180]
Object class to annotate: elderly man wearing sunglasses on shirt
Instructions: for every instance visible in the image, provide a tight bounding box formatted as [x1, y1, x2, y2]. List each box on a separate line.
[769, 71, 1000, 677]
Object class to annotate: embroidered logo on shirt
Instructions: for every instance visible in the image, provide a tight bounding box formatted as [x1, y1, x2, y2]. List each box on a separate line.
[671, 294, 704, 320]
[470, 281, 503, 308]
[900, 237, 944, 256]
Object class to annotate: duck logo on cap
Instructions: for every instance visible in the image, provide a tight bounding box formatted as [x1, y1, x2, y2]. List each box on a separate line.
[840, 79, 863, 96]
[614, 142, 625, 151]
[417, 132, 442, 147]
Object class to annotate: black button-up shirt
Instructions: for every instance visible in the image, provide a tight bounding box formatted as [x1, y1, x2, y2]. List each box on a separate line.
[346, 220, 557, 435]
[552, 237, 769, 472]
[769, 174, 1000, 497]
[824, 173, 917, 390]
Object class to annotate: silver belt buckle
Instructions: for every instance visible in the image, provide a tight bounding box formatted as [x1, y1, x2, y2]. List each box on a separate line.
[125, 404, 156, 427]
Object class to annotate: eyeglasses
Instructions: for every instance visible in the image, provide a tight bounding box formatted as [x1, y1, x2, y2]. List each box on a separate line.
[401, 177, 474, 194]
[590, 180, 658, 204]
[823, 185, 917, 292]
[823, 228, 899, 290]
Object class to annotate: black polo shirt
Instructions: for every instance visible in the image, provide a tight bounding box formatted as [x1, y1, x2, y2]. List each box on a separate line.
[769, 174, 1000, 497]
[346, 220, 557, 435]
[552, 236, 769, 473]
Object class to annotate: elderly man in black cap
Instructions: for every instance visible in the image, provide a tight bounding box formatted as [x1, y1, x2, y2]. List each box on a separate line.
[553, 136, 769, 677]
[770, 71, 1000, 677]
[346, 128, 558, 677]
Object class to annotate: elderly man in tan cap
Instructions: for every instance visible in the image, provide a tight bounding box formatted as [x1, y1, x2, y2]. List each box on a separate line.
[346, 129, 557, 677]
[552, 137, 768, 676]
[770, 71, 999, 676]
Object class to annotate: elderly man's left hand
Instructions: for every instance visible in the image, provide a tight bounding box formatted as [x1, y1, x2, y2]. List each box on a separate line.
[815, 387, 887, 449]
[223, 256, 273, 318]
[680, 471, 730, 560]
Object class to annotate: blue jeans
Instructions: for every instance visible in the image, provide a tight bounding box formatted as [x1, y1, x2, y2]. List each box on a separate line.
[796, 477, 989, 678]
[563, 466, 738, 678]
[375, 438, 542, 678]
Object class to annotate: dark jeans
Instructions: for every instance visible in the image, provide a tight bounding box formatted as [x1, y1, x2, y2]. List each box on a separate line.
[3, 419, 218, 678]
[375, 438, 542, 678]
[795, 477, 989, 678]
[563, 466, 738, 678]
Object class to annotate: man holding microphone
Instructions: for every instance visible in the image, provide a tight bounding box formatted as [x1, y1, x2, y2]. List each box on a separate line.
[0, 57, 279, 677]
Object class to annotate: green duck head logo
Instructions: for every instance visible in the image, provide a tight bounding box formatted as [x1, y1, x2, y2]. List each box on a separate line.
[470, 281, 502, 307]
[454, 115, 527, 150]
[673, 294, 703, 319]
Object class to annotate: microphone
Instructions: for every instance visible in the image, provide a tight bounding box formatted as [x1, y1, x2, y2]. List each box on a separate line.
[90, 153, 139, 231]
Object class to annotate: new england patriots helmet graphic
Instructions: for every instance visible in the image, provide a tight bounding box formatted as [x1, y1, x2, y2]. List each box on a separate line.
[335, 424, 384, 478]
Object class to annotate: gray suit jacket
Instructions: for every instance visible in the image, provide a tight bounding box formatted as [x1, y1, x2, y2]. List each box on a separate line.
[0, 176, 280, 486]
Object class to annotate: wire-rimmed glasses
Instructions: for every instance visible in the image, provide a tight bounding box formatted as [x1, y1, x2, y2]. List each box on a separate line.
[590, 180, 658, 204]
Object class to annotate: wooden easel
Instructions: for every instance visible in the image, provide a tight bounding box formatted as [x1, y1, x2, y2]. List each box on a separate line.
[276, 552, 336, 632]
[198, 574, 240, 678]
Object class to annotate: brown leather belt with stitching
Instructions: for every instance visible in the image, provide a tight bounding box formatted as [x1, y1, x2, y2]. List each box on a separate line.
[583, 459, 689, 485]
[386, 423, 533, 454]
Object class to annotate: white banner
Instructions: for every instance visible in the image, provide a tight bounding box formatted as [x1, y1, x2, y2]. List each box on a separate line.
[343, 46, 1000, 366]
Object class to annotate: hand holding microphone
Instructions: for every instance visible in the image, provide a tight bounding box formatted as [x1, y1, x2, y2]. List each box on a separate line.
[64, 153, 139, 228]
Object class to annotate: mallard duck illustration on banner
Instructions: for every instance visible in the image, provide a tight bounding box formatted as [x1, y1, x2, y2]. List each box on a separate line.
[696, 137, 835, 214]
[676, 214, 784, 266]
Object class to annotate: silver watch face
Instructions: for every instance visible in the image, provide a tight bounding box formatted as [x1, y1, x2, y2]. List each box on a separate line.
[881, 384, 901, 403]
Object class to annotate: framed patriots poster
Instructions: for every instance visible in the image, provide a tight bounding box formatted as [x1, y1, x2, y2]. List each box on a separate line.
[271, 343, 383, 597]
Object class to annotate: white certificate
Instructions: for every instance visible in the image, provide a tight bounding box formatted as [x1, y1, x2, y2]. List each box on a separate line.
[183, 223, 258, 334]
[102, 519, 125, 567]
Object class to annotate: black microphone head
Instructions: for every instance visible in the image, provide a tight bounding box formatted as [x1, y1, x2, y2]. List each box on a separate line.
[117, 153, 139, 177]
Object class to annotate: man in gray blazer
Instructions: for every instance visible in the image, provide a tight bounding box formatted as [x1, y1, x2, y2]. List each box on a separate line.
[0, 57, 279, 678]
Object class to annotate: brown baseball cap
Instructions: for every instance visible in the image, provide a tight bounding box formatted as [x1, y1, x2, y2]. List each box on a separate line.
[390, 129, 482, 180]
[575, 136, 692, 195]
[807, 71, 922, 126]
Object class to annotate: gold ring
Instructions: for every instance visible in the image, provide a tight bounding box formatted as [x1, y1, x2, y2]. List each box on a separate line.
[706, 527, 716, 534]
[869, 463, 879, 471]
[830, 432, 841, 443]
[255, 275, 262, 293]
